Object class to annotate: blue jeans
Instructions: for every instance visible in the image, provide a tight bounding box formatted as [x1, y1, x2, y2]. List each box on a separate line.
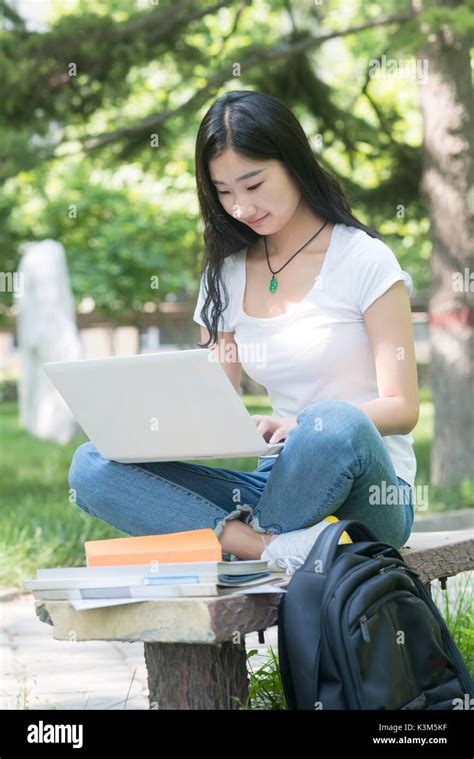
[68, 400, 415, 557]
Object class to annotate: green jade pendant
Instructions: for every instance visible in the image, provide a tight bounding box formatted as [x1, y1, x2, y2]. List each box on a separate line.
[269, 275, 278, 292]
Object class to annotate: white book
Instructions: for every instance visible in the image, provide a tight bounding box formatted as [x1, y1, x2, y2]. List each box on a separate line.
[24, 571, 272, 592]
[35, 559, 273, 580]
[31, 574, 288, 600]
[25, 575, 201, 591]
[33, 584, 222, 599]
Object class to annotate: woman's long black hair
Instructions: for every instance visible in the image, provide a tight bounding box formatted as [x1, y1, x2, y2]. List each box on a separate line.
[194, 90, 380, 348]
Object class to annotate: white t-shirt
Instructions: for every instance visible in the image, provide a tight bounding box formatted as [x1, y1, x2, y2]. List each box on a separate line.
[193, 223, 417, 488]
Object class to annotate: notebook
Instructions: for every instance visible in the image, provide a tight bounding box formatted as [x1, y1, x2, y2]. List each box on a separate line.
[84, 528, 222, 567]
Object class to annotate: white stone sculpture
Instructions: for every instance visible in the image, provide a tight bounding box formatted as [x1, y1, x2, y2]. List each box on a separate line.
[14, 239, 83, 443]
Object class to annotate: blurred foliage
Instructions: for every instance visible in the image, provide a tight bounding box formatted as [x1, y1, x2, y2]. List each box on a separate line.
[0, 0, 472, 325]
[2, 160, 203, 318]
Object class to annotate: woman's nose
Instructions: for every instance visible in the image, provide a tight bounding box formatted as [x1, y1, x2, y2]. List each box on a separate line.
[232, 202, 257, 221]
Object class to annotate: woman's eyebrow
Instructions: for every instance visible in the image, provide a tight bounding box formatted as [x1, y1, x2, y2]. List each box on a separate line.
[211, 169, 266, 185]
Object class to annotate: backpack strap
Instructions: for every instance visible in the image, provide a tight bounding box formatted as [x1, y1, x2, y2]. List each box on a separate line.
[302, 519, 380, 574]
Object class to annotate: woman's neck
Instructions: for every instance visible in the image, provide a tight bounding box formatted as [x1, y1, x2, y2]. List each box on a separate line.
[262, 202, 332, 259]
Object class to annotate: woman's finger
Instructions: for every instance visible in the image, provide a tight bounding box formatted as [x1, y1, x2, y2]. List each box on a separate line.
[269, 427, 286, 444]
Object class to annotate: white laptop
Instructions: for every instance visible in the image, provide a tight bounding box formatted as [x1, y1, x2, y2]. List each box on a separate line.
[42, 349, 285, 463]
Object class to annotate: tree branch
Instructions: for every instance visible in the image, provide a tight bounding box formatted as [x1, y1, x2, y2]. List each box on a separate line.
[219, 0, 249, 46]
[360, 50, 401, 147]
[144, 0, 235, 44]
[82, 10, 420, 152]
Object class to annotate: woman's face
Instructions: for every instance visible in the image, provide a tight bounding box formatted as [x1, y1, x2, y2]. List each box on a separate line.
[208, 148, 302, 234]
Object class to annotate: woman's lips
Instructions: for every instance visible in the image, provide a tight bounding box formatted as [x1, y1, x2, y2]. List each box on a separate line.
[248, 213, 269, 226]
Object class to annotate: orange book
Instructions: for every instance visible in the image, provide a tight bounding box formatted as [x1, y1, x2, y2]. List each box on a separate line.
[84, 528, 222, 567]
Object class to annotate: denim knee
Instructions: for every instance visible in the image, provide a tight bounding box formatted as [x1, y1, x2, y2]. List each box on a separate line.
[295, 399, 375, 447]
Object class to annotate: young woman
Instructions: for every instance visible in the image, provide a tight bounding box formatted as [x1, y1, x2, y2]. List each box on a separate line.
[69, 90, 419, 575]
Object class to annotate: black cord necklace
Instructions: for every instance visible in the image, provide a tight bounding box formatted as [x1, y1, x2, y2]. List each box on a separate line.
[264, 220, 328, 293]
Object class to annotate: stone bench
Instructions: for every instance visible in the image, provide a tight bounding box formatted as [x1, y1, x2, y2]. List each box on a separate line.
[34, 528, 474, 710]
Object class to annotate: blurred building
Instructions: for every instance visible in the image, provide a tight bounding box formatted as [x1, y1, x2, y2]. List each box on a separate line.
[0, 300, 197, 373]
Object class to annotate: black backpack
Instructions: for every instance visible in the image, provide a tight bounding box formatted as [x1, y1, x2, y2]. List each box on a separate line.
[277, 519, 474, 710]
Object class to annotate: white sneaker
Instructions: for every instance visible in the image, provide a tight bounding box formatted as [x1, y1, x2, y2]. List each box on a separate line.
[261, 516, 352, 576]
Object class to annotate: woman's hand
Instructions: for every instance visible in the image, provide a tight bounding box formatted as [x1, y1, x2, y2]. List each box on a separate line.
[251, 414, 297, 444]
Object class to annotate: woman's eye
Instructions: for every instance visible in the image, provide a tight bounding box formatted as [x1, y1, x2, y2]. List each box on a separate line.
[217, 183, 262, 196]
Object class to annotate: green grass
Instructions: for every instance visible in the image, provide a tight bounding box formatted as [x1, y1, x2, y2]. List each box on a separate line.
[0, 391, 472, 586]
[432, 575, 474, 678]
[0, 402, 125, 586]
[407, 392, 474, 512]
[234, 647, 288, 710]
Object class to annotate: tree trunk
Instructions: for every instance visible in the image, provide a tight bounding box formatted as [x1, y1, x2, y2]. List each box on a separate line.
[416, 0, 474, 485]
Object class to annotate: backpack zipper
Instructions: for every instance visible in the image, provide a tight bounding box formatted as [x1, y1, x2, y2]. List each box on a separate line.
[359, 614, 371, 643]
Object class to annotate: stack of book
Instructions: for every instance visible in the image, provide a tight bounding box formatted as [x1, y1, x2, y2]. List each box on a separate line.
[23, 528, 288, 603]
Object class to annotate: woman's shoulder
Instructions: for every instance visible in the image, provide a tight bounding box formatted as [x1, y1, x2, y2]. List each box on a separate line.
[336, 224, 401, 267]
[335, 224, 413, 309]
[337, 223, 380, 250]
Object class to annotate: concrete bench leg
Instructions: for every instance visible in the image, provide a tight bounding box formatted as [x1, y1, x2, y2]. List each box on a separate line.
[144, 641, 249, 710]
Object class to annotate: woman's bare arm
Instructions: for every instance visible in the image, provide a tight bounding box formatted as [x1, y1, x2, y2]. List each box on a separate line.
[358, 280, 420, 436]
[199, 326, 241, 394]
